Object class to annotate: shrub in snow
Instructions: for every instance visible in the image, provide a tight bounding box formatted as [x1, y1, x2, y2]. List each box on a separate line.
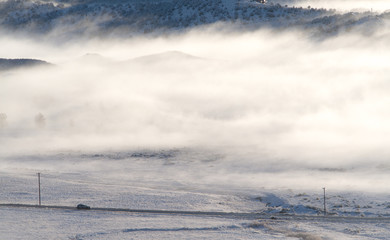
[35, 113, 46, 129]
[0, 113, 7, 128]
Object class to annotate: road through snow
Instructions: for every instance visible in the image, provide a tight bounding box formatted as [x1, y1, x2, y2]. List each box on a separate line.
[1, 203, 390, 240]
[3, 203, 390, 222]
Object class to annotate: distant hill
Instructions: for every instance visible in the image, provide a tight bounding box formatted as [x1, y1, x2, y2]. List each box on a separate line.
[131, 51, 204, 64]
[77, 53, 114, 65]
[0, 58, 52, 71]
[0, 0, 385, 38]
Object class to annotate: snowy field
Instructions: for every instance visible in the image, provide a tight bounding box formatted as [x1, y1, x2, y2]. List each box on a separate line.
[2, 0, 390, 239]
[2, 205, 390, 240]
[2, 148, 390, 239]
[2, 150, 390, 240]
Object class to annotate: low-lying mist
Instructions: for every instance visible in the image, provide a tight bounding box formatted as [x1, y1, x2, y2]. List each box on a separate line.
[2, 25, 390, 192]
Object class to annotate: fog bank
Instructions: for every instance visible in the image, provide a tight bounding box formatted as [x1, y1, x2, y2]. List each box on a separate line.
[2, 24, 390, 191]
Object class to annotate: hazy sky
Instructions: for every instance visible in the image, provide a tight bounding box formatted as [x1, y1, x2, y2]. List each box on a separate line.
[273, 0, 390, 12]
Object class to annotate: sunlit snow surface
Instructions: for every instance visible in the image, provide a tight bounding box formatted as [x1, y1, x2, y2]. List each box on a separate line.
[2, 150, 390, 239]
[2, 0, 390, 239]
[2, 206, 390, 239]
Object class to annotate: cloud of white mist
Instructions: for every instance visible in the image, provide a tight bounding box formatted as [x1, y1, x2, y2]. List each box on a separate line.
[2, 24, 390, 192]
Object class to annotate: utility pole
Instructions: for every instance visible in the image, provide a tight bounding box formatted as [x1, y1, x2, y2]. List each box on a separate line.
[323, 187, 326, 216]
[38, 173, 41, 206]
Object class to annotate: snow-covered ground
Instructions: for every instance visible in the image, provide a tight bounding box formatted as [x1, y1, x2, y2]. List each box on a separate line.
[2, 0, 390, 239]
[2, 149, 390, 239]
[2, 204, 390, 239]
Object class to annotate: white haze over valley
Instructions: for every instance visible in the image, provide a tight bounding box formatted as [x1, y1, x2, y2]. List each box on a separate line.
[2, 26, 390, 192]
[2, 0, 390, 239]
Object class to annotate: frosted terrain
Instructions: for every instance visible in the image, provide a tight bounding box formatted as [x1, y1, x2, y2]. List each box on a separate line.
[2, 0, 390, 239]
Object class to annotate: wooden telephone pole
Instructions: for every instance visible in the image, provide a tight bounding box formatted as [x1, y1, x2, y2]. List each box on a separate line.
[323, 187, 326, 216]
[38, 173, 41, 206]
